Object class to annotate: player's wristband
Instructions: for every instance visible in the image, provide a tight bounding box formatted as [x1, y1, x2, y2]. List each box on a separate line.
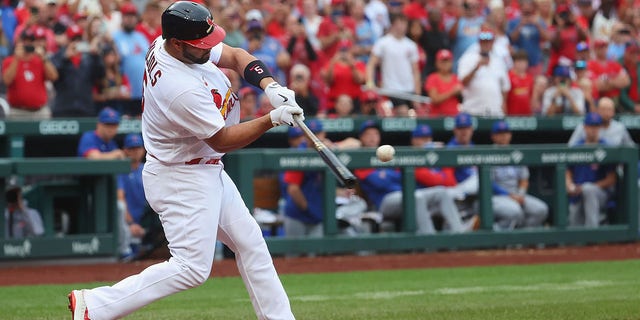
[243, 60, 273, 88]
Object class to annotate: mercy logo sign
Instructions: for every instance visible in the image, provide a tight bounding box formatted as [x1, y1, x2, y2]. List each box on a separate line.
[72, 237, 101, 255]
[3, 240, 32, 257]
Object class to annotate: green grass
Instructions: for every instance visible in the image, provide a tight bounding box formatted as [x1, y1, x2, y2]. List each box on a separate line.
[1, 260, 640, 319]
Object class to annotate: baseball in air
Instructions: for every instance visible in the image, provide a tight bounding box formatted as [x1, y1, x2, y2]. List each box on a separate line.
[376, 145, 395, 162]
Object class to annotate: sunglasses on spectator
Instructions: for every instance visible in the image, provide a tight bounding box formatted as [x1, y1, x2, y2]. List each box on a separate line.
[575, 60, 587, 69]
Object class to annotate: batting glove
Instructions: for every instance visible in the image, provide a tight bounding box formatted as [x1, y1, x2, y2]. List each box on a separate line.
[264, 82, 299, 109]
[269, 105, 304, 127]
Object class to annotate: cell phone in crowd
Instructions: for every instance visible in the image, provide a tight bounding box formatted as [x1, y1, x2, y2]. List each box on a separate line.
[75, 42, 91, 53]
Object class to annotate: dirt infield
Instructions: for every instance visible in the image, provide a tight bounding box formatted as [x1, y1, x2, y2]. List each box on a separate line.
[1, 242, 639, 286]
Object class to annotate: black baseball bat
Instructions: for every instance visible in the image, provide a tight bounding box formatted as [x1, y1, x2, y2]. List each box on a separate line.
[292, 115, 357, 189]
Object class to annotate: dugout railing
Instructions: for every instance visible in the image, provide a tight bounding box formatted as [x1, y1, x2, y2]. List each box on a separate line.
[225, 145, 639, 255]
[2, 115, 640, 156]
[0, 159, 129, 260]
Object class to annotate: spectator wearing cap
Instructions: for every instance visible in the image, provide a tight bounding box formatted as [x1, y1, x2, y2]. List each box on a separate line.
[568, 97, 636, 147]
[77, 107, 125, 159]
[281, 119, 361, 239]
[620, 42, 640, 113]
[321, 38, 366, 115]
[135, 1, 162, 44]
[2, 27, 58, 119]
[245, 9, 291, 86]
[574, 58, 596, 113]
[358, 89, 381, 116]
[507, 0, 549, 75]
[12, 3, 59, 54]
[287, 126, 305, 149]
[547, 4, 588, 77]
[587, 37, 630, 102]
[366, 14, 420, 117]
[506, 50, 535, 116]
[490, 120, 549, 230]
[50, 23, 105, 117]
[4, 183, 44, 239]
[446, 112, 479, 197]
[289, 63, 319, 117]
[424, 49, 461, 117]
[112, 2, 149, 117]
[458, 29, 511, 117]
[566, 112, 617, 227]
[575, 41, 591, 62]
[445, 0, 485, 70]
[118, 133, 160, 259]
[542, 65, 585, 116]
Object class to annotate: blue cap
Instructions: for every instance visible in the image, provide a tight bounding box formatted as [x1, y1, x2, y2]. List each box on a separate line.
[359, 120, 380, 135]
[306, 119, 323, 133]
[454, 112, 473, 128]
[553, 65, 571, 78]
[123, 133, 144, 148]
[491, 120, 510, 133]
[584, 112, 603, 126]
[288, 126, 303, 138]
[412, 124, 432, 138]
[576, 41, 589, 52]
[98, 107, 120, 124]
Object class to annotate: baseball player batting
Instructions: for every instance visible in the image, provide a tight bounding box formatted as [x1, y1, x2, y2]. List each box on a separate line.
[68, 2, 302, 319]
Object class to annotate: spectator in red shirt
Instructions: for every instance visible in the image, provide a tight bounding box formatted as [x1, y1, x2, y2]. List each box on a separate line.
[424, 49, 461, 117]
[316, 0, 355, 62]
[506, 50, 534, 116]
[2, 27, 58, 119]
[265, 0, 290, 40]
[620, 42, 640, 113]
[321, 39, 366, 115]
[135, 1, 162, 44]
[402, 0, 428, 26]
[548, 5, 588, 75]
[588, 38, 631, 102]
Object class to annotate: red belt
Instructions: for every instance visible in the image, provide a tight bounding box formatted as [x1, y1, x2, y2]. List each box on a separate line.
[185, 157, 221, 165]
[148, 154, 220, 165]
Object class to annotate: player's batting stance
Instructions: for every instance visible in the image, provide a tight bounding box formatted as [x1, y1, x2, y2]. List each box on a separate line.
[68, 2, 301, 319]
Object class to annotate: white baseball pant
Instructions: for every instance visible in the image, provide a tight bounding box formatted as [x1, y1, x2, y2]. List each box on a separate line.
[569, 182, 608, 227]
[83, 160, 294, 320]
[492, 194, 549, 229]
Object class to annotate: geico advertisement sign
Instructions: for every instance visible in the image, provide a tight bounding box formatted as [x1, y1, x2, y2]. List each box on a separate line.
[39, 120, 80, 135]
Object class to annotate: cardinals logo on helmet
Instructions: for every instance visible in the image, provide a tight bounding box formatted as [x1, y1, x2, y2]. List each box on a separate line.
[206, 17, 215, 33]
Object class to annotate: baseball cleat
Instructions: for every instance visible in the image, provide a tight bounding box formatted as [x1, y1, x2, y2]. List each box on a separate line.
[68, 290, 91, 320]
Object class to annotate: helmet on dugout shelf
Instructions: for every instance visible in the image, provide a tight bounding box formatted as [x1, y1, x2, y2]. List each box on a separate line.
[161, 1, 226, 49]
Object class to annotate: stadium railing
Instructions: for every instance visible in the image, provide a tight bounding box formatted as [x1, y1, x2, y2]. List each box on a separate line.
[225, 145, 639, 255]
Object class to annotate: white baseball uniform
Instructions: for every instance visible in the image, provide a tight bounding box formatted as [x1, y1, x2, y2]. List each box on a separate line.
[82, 38, 294, 320]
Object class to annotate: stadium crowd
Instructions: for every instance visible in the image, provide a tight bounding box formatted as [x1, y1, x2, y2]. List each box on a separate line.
[1, 0, 640, 119]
